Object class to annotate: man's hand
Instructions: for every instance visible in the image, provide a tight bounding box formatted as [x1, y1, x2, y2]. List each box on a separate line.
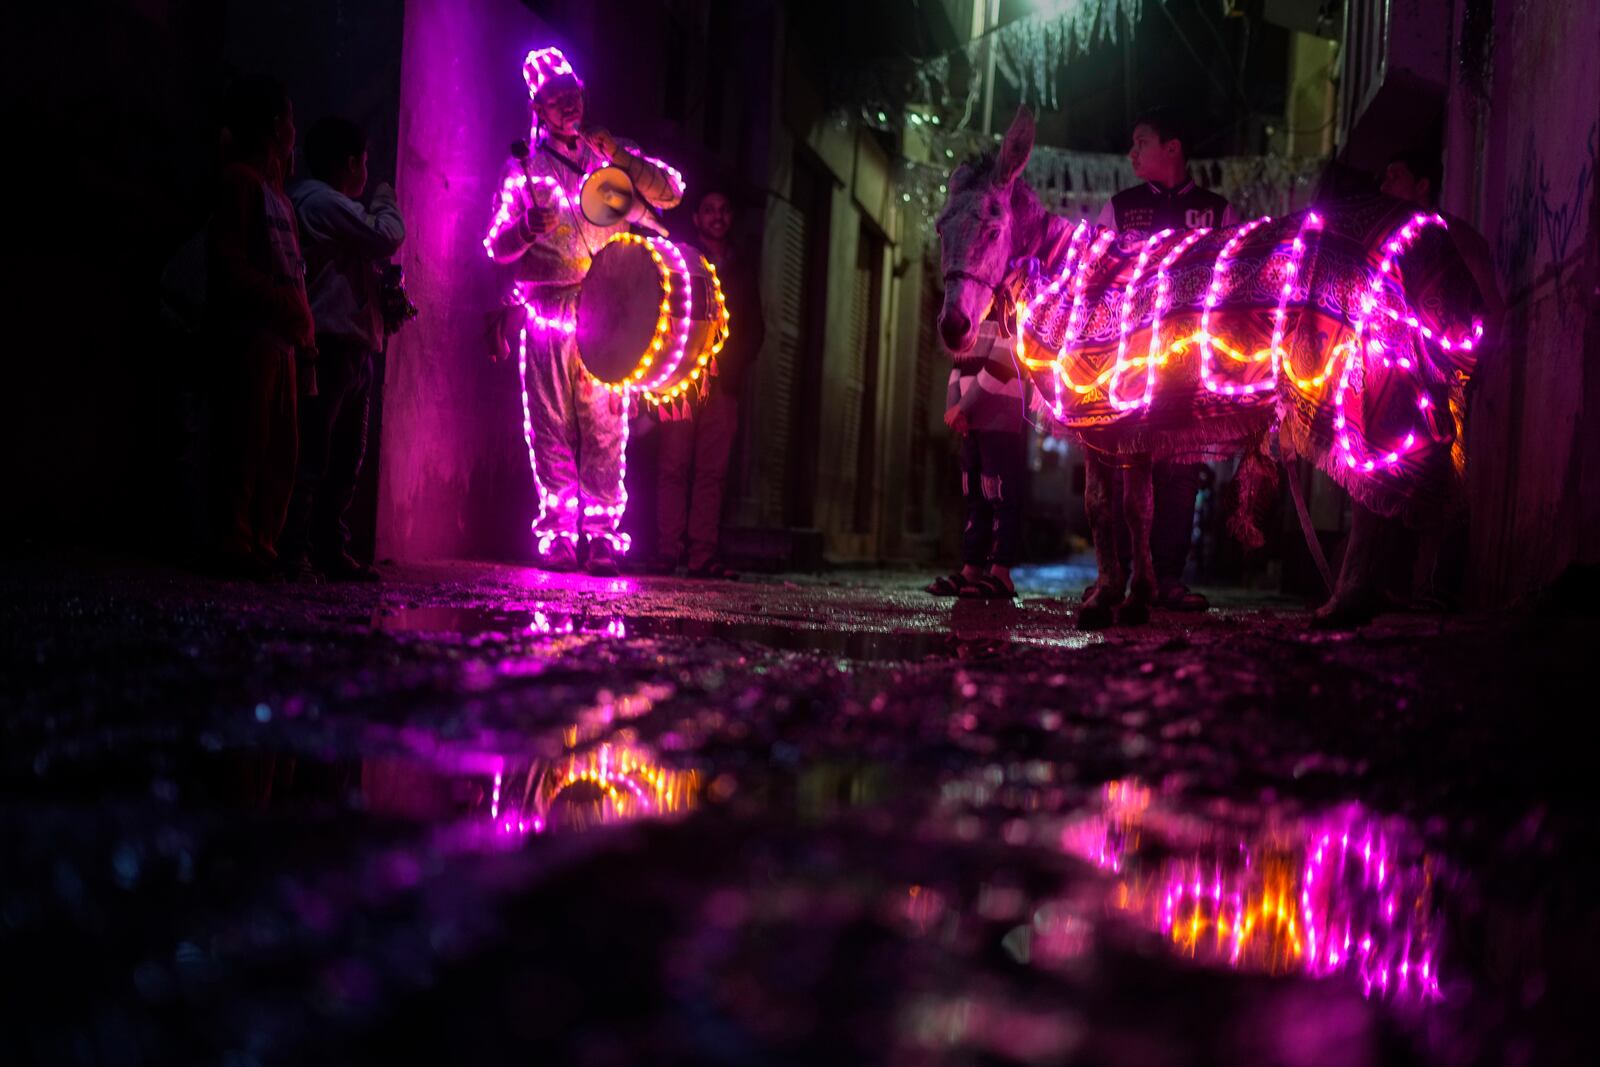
[582, 126, 619, 161]
[517, 205, 559, 240]
[487, 307, 517, 363]
[943, 405, 969, 434]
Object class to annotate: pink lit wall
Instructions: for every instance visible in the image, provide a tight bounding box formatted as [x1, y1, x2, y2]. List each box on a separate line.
[1449, 0, 1600, 603]
[379, 0, 556, 560]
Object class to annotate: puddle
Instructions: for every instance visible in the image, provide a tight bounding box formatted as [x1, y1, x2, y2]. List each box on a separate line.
[624, 615, 955, 658]
[371, 605, 528, 634]
[375, 604, 960, 660]
[21, 680, 701, 848]
[172, 737, 700, 846]
[364, 735, 701, 844]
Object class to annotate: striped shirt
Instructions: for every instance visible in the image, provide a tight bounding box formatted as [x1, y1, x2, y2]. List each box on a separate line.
[946, 321, 1026, 432]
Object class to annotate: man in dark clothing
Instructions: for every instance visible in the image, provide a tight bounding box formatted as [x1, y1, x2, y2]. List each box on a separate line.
[652, 188, 765, 578]
[1095, 108, 1238, 611]
[208, 75, 315, 578]
[282, 117, 405, 582]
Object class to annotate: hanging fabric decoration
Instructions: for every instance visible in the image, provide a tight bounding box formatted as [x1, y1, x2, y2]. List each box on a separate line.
[839, 0, 1167, 132]
[895, 147, 1327, 248]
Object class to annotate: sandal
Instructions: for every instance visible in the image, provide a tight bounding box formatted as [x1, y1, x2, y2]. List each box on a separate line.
[925, 573, 972, 596]
[959, 574, 1016, 599]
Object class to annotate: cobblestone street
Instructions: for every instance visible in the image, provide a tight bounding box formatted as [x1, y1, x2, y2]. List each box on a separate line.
[4, 557, 1595, 1065]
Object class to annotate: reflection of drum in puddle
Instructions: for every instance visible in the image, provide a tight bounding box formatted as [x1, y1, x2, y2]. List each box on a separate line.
[485, 741, 701, 837]
[576, 234, 729, 403]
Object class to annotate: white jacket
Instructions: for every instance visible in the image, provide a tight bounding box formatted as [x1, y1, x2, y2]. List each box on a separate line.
[290, 179, 406, 350]
[485, 135, 682, 301]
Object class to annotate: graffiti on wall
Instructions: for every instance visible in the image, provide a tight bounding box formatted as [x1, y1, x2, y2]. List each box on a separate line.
[1495, 120, 1597, 297]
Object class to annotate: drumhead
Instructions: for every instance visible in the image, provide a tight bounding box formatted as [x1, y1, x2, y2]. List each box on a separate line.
[577, 237, 717, 389]
[576, 240, 662, 384]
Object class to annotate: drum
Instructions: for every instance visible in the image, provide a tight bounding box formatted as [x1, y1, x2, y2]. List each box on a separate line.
[575, 234, 728, 401]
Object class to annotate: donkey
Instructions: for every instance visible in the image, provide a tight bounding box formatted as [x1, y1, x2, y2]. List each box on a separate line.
[936, 108, 1482, 628]
[935, 108, 1171, 628]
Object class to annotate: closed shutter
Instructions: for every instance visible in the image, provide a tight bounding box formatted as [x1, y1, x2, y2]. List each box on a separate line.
[834, 260, 872, 529]
[762, 202, 808, 525]
[907, 273, 941, 535]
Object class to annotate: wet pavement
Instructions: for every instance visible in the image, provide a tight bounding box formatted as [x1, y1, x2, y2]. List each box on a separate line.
[3, 555, 1596, 1066]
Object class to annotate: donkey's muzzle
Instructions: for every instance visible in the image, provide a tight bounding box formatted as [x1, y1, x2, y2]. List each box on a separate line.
[939, 309, 973, 353]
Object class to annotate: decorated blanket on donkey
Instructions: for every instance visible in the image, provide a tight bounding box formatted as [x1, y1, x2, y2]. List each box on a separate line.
[1014, 197, 1485, 522]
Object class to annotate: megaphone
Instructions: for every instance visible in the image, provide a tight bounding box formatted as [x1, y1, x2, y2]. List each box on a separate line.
[579, 165, 669, 236]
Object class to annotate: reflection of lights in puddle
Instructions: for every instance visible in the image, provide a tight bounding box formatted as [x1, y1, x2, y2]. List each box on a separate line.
[480, 682, 696, 838]
[372, 605, 625, 641]
[486, 740, 698, 837]
[360, 683, 698, 842]
[504, 569, 636, 596]
[1062, 778, 1445, 1002]
[529, 605, 628, 639]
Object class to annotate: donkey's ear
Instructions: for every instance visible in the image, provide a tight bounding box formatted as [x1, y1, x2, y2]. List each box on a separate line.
[995, 106, 1035, 186]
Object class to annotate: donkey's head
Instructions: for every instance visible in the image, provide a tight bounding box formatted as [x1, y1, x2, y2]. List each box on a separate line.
[935, 106, 1037, 353]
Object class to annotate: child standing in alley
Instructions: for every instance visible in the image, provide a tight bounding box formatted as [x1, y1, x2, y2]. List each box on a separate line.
[925, 320, 1028, 600]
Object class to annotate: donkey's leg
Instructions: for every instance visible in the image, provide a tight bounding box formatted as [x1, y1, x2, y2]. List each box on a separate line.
[1312, 501, 1386, 628]
[1119, 455, 1158, 625]
[1078, 454, 1126, 630]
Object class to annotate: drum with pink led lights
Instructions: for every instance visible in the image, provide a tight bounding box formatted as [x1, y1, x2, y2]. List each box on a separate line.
[575, 234, 729, 404]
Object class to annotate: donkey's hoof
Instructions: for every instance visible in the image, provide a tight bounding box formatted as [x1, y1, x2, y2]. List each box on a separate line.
[1077, 603, 1116, 630]
[1117, 599, 1151, 626]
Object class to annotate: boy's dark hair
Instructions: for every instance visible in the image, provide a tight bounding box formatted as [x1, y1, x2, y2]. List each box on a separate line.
[1388, 147, 1443, 200]
[221, 75, 291, 152]
[1133, 107, 1192, 156]
[694, 186, 737, 212]
[305, 117, 368, 182]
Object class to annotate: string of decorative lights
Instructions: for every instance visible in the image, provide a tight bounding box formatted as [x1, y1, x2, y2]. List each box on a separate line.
[1013, 210, 1483, 483]
[1063, 782, 1446, 1003]
[489, 63, 700, 557]
[579, 233, 731, 406]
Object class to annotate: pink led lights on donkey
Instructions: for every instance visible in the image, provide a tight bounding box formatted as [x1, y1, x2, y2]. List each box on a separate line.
[936, 109, 1485, 628]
